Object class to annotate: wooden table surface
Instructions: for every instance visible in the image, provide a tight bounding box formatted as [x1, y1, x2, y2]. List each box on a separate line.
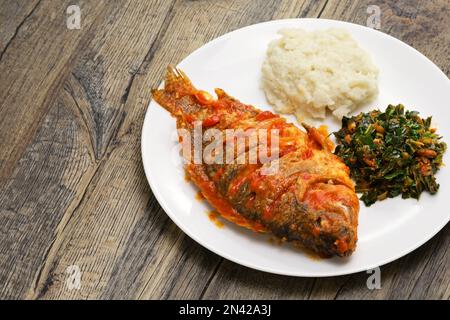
[0, 0, 449, 300]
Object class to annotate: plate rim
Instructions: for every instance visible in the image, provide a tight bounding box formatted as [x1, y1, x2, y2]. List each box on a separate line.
[141, 18, 450, 277]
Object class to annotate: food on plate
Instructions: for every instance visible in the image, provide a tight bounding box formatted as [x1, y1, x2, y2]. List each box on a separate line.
[152, 66, 359, 257]
[261, 28, 379, 122]
[334, 104, 447, 206]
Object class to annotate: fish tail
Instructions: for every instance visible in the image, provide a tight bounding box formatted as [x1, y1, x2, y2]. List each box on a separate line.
[151, 65, 196, 116]
[165, 65, 194, 92]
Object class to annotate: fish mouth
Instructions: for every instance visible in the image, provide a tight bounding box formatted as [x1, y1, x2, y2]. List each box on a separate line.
[300, 181, 359, 257]
[289, 218, 356, 258]
[312, 213, 357, 257]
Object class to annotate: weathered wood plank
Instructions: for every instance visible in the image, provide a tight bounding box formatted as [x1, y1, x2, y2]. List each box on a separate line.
[0, 0, 175, 299]
[0, 0, 111, 300]
[0, 0, 107, 184]
[25, 0, 178, 299]
[0, 89, 96, 299]
[202, 0, 450, 300]
[0, 0, 41, 55]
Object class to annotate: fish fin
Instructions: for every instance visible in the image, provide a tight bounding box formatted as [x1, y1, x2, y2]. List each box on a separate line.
[302, 122, 334, 152]
[187, 164, 267, 233]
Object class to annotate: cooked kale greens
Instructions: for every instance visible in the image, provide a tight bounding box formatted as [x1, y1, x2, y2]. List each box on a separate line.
[334, 104, 446, 206]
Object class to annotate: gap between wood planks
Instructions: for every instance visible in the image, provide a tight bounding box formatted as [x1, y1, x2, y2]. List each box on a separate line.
[0, 0, 42, 62]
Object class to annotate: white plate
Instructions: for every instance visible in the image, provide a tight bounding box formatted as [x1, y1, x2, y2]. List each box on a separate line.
[142, 19, 450, 277]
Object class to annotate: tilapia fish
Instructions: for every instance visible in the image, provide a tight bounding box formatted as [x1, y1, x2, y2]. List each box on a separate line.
[152, 66, 359, 257]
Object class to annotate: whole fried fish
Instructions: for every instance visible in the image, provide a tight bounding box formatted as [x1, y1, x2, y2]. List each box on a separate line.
[152, 66, 359, 257]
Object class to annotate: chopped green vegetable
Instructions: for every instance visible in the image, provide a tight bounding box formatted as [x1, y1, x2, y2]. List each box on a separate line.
[334, 104, 447, 206]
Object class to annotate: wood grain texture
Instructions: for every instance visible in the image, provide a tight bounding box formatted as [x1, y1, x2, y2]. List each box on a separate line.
[0, 0, 107, 183]
[0, 0, 448, 300]
[0, 0, 41, 55]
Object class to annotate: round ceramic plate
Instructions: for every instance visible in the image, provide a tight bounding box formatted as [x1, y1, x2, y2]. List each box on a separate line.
[142, 19, 450, 277]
